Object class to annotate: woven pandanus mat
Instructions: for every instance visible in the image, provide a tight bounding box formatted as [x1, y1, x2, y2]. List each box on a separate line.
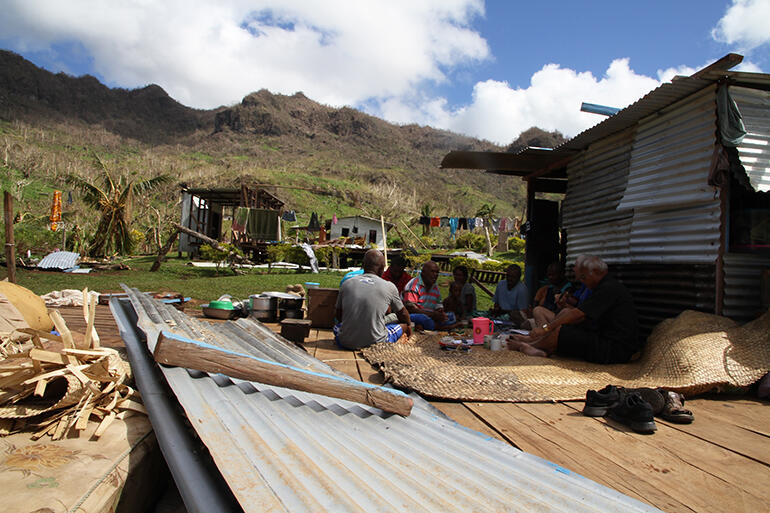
[361, 310, 770, 402]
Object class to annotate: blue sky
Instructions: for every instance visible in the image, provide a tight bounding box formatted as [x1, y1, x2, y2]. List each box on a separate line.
[1, 1, 768, 145]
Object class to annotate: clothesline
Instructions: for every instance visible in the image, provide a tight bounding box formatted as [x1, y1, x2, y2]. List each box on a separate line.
[418, 216, 520, 237]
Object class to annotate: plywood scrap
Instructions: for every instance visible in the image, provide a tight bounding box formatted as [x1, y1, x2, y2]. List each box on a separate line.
[0, 309, 144, 440]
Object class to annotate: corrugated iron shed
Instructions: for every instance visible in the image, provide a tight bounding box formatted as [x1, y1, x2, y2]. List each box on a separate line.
[114, 289, 661, 513]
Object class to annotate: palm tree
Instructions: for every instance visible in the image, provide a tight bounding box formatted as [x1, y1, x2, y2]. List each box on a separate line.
[66, 157, 169, 256]
[475, 203, 496, 257]
[420, 204, 432, 235]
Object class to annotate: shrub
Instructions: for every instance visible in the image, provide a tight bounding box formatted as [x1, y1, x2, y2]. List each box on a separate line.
[200, 243, 244, 275]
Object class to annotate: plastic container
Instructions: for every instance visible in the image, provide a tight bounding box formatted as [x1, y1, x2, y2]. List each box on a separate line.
[304, 282, 320, 289]
[471, 317, 494, 344]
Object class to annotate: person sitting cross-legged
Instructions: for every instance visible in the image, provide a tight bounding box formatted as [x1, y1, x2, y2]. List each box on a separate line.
[334, 249, 411, 349]
[402, 260, 456, 330]
[507, 255, 640, 364]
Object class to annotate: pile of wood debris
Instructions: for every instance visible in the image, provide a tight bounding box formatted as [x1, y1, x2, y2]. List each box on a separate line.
[0, 290, 145, 440]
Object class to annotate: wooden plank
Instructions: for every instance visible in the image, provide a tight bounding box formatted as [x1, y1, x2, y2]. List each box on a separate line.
[49, 309, 76, 348]
[542, 401, 770, 513]
[429, 401, 508, 443]
[467, 402, 686, 512]
[313, 336, 361, 380]
[685, 397, 770, 437]
[154, 331, 413, 416]
[29, 348, 77, 366]
[651, 399, 770, 466]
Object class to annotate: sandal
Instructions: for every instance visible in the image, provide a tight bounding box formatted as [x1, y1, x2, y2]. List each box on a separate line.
[658, 389, 694, 424]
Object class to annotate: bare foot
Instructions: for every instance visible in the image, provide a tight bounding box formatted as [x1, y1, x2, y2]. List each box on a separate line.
[507, 338, 548, 357]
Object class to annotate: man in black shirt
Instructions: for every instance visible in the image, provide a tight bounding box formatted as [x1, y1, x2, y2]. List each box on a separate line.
[507, 255, 640, 364]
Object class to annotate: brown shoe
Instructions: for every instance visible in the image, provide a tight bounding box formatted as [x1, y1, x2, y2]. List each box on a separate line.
[658, 389, 694, 424]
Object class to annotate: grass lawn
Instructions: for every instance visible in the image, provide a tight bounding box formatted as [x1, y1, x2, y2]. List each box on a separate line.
[2, 255, 494, 311]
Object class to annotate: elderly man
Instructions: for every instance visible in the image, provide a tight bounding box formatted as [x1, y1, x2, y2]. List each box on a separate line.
[334, 249, 411, 349]
[402, 260, 455, 330]
[508, 255, 640, 364]
[490, 265, 529, 325]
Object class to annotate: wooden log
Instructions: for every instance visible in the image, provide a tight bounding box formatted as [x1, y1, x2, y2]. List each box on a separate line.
[154, 331, 413, 416]
[173, 223, 254, 265]
[3, 191, 16, 284]
[150, 227, 180, 272]
[471, 275, 495, 298]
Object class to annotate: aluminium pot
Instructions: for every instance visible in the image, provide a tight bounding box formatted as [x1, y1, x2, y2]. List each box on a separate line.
[279, 308, 304, 320]
[250, 294, 278, 312]
[279, 297, 304, 310]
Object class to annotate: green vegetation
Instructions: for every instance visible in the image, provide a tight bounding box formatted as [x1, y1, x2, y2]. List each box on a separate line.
[1, 255, 495, 312]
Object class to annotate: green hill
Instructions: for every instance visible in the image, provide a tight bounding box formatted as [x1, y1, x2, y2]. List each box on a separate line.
[0, 49, 560, 256]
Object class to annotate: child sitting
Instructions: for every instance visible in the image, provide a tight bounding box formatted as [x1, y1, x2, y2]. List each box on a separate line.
[442, 281, 465, 320]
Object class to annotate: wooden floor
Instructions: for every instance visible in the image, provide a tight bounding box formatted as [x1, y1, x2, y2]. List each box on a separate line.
[58, 306, 770, 513]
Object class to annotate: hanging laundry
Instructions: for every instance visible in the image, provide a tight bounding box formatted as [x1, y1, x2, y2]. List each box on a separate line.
[475, 217, 484, 229]
[332, 214, 338, 225]
[430, 217, 440, 227]
[246, 208, 280, 240]
[449, 217, 459, 237]
[499, 217, 508, 232]
[308, 212, 321, 231]
[440, 216, 449, 227]
[281, 210, 297, 222]
[468, 218, 476, 231]
[458, 217, 467, 230]
[419, 216, 430, 226]
[490, 218, 498, 235]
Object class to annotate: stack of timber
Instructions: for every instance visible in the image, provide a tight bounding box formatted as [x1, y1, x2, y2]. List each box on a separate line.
[0, 290, 145, 439]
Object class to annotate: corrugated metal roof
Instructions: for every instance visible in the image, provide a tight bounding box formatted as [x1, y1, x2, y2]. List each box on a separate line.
[116, 288, 661, 513]
[37, 250, 80, 270]
[440, 65, 770, 182]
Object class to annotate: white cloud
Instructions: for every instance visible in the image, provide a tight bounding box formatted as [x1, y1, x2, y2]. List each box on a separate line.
[712, 0, 770, 50]
[0, 0, 489, 109]
[378, 59, 661, 145]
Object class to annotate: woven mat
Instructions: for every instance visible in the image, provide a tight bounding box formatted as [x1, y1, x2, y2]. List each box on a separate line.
[361, 310, 770, 402]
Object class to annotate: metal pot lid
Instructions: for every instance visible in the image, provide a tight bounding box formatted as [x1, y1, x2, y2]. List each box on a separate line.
[261, 291, 303, 299]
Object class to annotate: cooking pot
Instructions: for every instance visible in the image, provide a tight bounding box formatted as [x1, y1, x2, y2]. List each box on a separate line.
[279, 297, 304, 310]
[250, 294, 277, 311]
[280, 308, 304, 320]
[250, 309, 276, 322]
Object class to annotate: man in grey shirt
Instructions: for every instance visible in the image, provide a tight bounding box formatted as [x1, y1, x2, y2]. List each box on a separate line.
[334, 249, 412, 349]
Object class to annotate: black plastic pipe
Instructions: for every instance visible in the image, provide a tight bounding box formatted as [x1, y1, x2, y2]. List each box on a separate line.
[110, 298, 241, 513]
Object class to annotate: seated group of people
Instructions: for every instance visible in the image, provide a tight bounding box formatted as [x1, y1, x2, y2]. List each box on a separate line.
[335, 250, 640, 365]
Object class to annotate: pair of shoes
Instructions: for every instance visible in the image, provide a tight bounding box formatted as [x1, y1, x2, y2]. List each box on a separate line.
[582, 385, 663, 417]
[657, 389, 694, 424]
[583, 385, 657, 434]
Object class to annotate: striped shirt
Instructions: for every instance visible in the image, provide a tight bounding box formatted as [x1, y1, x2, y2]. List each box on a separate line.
[403, 275, 442, 311]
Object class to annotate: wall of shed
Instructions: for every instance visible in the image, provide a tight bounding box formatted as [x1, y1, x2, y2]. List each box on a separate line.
[732, 86, 770, 192]
[562, 85, 726, 332]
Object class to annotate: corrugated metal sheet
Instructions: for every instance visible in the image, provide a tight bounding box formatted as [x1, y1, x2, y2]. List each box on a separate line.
[723, 252, 770, 321]
[610, 264, 716, 339]
[37, 250, 79, 270]
[619, 85, 718, 210]
[628, 203, 721, 264]
[732, 86, 770, 192]
[115, 289, 661, 513]
[562, 129, 634, 230]
[565, 216, 632, 263]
